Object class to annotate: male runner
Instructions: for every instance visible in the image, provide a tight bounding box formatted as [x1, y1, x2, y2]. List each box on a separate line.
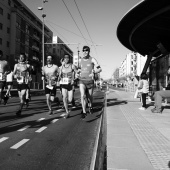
[13, 53, 32, 116]
[77, 46, 102, 119]
[42, 55, 59, 115]
[0, 50, 10, 104]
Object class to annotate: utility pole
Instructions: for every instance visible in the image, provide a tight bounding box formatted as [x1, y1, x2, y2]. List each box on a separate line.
[38, 0, 48, 89]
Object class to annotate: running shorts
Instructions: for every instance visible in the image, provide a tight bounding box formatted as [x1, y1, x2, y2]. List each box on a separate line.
[17, 84, 29, 91]
[79, 79, 94, 89]
[45, 86, 56, 96]
[0, 81, 6, 89]
[6, 82, 13, 86]
[60, 83, 73, 91]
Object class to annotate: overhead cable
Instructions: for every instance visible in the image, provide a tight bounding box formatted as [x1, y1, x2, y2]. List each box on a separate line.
[61, 0, 89, 45]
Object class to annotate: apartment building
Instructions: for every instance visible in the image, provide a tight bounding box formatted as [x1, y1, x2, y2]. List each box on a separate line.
[0, 0, 54, 88]
[119, 52, 147, 78]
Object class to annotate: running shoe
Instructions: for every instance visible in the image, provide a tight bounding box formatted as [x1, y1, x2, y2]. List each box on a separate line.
[81, 111, 87, 119]
[88, 107, 93, 114]
[64, 113, 70, 119]
[16, 110, 21, 116]
[48, 110, 54, 116]
[25, 99, 29, 108]
[3, 95, 9, 105]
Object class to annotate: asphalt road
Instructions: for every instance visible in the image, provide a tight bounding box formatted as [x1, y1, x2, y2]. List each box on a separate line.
[0, 88, 105, 170]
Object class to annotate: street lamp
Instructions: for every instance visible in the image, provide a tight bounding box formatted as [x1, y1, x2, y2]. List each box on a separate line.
[38, 0, 48, 89]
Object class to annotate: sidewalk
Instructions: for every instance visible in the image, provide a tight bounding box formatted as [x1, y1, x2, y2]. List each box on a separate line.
[107, 89, 170, 170]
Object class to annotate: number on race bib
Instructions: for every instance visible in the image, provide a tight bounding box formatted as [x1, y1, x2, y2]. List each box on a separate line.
[60, 77, 69, 84]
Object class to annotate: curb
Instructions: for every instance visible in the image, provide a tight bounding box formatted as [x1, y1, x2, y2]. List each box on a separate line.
[90, 92, 107, 170]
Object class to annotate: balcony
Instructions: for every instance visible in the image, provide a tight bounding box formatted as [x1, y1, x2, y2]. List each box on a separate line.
[33, 34, 40, 41]
[32, 45, 39, 51]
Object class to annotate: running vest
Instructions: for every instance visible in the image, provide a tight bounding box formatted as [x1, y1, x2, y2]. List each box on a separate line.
[16, 63, 30, 84]
[60, 64, 73, 84]
[43, 64, 58, 86]
[0, 60, 8, 81]
[79, 57, 94, 81]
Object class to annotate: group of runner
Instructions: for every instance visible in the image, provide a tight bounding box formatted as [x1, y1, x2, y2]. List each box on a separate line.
[0, 51, 33, 115]
[0, 45, 102, 119]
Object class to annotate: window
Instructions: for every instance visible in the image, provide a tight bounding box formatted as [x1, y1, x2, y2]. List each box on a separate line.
[16, 21, 21, 29]
[0, 23, 3, 30]
[0, 7, 3, 15]
[7, 41, 10, 47]
[7, 27, 10, 33]
[26, 24, 30, 34]
[7, 13, 10, 20]
[8, 0, 11, 6]
[0, 38, 2, 45]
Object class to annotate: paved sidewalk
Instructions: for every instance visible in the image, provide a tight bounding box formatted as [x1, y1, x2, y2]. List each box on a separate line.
[107, 89, 170, 170]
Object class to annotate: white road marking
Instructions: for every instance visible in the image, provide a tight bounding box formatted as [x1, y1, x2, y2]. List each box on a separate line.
[36, 118, 45, 122]
[18, 125, 30, 131]
[35, 126, 47, 133]
[10, 139, 29, 149]
[60, 113, 65, 117]
[51, 119, 58, 123]
[0, 137, 9, 143]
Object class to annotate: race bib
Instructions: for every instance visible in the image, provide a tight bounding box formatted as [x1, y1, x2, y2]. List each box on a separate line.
[0, 73, 2, 80]
[17, 76, 24, 83]
[60, 78, 69, 84]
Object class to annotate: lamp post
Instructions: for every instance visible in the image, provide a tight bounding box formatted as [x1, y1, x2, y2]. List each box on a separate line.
[38, 0, 48, 89]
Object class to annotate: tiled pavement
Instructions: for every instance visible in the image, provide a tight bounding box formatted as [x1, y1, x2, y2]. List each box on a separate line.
[107, 89, 170, 170]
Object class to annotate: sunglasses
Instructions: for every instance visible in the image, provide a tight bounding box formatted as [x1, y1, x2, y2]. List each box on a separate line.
[82, 49, 89, 52]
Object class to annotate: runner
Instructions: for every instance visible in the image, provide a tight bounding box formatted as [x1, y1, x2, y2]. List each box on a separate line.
[0, 50, 10, 104]
[59, 54, 77, 118]
[13, 53, 32, 116]
[42, 55, 59, 115]
[3, 71, 13, 105]
[77, 46, 102, 119]
[25, 59, 35, 107]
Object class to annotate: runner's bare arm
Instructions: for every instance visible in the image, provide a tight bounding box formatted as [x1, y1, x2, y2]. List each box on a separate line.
[92, 58, 102, 73]
[13, 64, 17, 78]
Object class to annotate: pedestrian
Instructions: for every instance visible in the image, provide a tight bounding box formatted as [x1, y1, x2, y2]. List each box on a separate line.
[42, 55, 59, 115]
[0, 50, 10, 104]
[13, 53, 32, 116]
[151, 67, 170, 113]
[138, 73, 149, 110]
[77, 46, 102, 119]
[59, 54, 77, 118]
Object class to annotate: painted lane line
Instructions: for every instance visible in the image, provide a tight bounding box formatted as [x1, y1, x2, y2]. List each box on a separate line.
[35, 126, 47, 133]
[0, 137, 9, 143]
[10, 139, 30, 149]
[18, 125, 30, 131]
[51, 119, 59, 123]
[60, 113, 65, 117]
[36, 118, 45, 122]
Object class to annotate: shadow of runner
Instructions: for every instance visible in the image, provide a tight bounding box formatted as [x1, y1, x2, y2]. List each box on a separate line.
[107, 98, 127, 107]
[0, 115, 63, 135]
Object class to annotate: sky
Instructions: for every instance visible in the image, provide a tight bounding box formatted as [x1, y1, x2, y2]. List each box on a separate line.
[21, 0, 142, 79]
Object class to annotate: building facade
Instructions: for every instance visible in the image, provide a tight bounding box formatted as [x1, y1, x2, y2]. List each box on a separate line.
[0, 0, 53, 89]
[119, 52, 147, 78]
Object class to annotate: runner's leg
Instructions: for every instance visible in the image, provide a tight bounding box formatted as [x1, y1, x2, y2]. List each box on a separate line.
[80, 83, 87, 114]
[62, 88, 69, 113]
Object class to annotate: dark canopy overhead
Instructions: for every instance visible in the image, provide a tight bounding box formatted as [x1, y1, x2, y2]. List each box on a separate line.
[117, 0, 170, 57]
